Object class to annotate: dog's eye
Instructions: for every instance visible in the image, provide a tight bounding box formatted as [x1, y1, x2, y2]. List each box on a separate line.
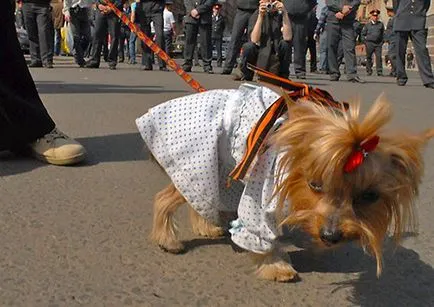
[308, 181, 323, 192]
[353, 190, 380, 206]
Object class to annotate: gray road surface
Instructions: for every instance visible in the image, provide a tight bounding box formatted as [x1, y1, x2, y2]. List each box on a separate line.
[1, 57, 434, 307]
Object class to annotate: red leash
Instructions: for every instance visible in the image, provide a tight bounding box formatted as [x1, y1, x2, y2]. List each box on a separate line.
[101, 0, 207, 93]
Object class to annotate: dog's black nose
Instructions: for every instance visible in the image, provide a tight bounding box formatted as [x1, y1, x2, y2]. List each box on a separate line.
[320, 227, 343, 245]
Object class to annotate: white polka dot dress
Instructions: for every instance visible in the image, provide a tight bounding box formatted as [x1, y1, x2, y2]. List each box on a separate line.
[136, 83, 286, 254]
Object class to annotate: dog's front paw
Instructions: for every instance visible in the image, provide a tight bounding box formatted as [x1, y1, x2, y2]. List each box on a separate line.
[158, 240, 185, 254]
[251, 252, 299, 282]
[255, 260, 299, 282]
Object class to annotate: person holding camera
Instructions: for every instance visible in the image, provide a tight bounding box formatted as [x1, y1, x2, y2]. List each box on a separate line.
[235, 0, 292, 81]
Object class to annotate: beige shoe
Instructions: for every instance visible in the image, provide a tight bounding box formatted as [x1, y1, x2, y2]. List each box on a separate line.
[30, 128, 86, 166]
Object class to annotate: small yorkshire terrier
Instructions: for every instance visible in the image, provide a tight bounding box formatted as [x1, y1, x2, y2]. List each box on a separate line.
[136, 80, 433, 282]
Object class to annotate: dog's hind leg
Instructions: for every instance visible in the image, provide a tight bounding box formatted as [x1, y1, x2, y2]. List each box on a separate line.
[150, 183, 186, 254]
[189, 207, 225, 238]
[251, 250, 299, 282]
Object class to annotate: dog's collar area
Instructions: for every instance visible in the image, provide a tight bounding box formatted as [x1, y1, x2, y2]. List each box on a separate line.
[344, 136, 380, 173]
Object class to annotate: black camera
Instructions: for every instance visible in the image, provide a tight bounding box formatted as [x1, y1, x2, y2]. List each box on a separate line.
[266, 2, 275, 12]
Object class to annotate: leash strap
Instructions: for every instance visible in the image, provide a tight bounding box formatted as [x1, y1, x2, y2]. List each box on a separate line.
[101, 0, 207, 93]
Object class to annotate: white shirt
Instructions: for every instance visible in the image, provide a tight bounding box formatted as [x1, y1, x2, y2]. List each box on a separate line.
[163, 8, 175, 32]
[63, 0, 93, 16]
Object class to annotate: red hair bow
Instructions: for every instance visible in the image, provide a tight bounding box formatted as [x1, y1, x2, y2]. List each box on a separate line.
[344, 136, 380, 173]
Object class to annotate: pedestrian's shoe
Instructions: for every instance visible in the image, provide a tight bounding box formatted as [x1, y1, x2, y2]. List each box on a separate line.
[28, 61, 43, 68]
[397, 79, 407, 86]
[232, 72, 249, 81]
[109, 64, 117, 70]
[159, 67, 169, 71]
[424, 83, 434, 89]
[388, 72, 396, 77]
[44, 62, 54, 69]
[119, 57, 125, 63]
[377, 72, 383, 77]
[367, 71, 372, 76]
[217, 62, 222, 68]
[141, 65, 153, 71]
[29, 128, 86, 166]
[128, 59, 137, 65]
[348, 76, 366, 83]
[310, 68, 318, 73]
[85, 61, 99, 69]
[296, 74, 306, 80]
[182, 65, 192, 72]
[204, 67, 214, 74]
[330, 75, 340, 81]
[221, 68, 232, 75]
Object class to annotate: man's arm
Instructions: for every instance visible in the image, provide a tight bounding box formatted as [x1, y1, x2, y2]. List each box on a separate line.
[250, 11, 264, 44]
[274, 1, 291, 41]
[325, 0, 342, 13]
[195, 0, 217, 15]
[63, 0, 72, 21]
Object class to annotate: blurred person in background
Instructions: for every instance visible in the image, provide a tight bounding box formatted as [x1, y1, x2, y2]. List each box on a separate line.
[63, 0, 93, 67]
[22, 0, 54, 68]
[305, 5, 318, 73]
[384, 6, 397, 77]
[211, 3, 225, 67]
[361, 9, 384, 76]
[182, 0, 217, 73]
[118, 1, 132, 63]
[129, 0, 140, 64]
[85, 0, 124, 70]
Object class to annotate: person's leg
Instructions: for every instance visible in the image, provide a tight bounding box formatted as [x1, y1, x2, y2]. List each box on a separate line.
[307, 36, 317, 72]
[107, 13, 120, 68]
[164, 31, 172, 56]
[365, 42, 374, 75]
[199, 23, 213, 72]
[22, 2, 42, 65]
[222, 9, 251, 73]
[278, 40, 291, 78]
[118, 28, 126, 62]
[216, 37, 223, 67]
[35, 3, 54, 66]
[341, 24, 358, 80]
[87, 10, 107, 67]
[291, 17, 308, 78]
[395, 31, 409, 85]
[327, 23, 341, 80]
[374, 44, 383, 75]
[152, 12, 166, 69]
[410, 29, 434, 86]
[0, 2, 85, 164]
[140, 18, 153, 69]
[319, 31, 328, 72]
[129, 30, 137, 63]
[54, 28, 61, 56]
[239, 42, 258, 81]
[388, 42, 397, 76]
[182, 23, 198, 71]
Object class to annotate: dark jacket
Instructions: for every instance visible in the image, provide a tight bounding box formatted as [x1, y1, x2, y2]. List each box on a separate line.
[237, 0, 258, 11]
[284, 0, 317, 17]
[326, 0, 361, 24]
[393, 0, 430, 31]
[361, 20, 384, 44]
[212, 13, 225, 39]
[184, 0, 217, 24]
[50, 0, 64, 29]
[307, 9, 318, 36]
[314, 5, 328, 35]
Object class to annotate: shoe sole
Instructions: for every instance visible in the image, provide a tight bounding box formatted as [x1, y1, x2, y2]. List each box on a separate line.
[33, 152, 86, 166]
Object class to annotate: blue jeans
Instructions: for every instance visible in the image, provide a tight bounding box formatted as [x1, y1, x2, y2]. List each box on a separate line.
[129, 28, 137, 62]
[54, 28, 61, 56]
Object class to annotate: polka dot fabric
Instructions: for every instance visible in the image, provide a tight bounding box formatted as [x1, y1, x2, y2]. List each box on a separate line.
[136, 84, 284, 254]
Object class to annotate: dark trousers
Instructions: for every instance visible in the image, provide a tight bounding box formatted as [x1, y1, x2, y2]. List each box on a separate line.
[365, 42, 383, 74]
[306, 35, 317, 72]
[289, 16, 308, 77]
[22, 2, 54, 65]
[396, 29, 434, 85]
[89, 11, 120, 67]
[183, 22, 212, 70]
[212, 37, 223, 66]
[164, 30, 173, 56]
[223, 8, 255, 70]
[240, 41, 291, 81]
[119, 27, 130, 60]
[388, 41, 397, 75]
[0, 2, 55, 151]
[327, 22, 358, 79]
[139, 13, 165, 68]
[70, 7, 91, 65]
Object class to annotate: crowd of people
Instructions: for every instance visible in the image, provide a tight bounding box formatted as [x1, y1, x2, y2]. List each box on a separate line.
[12, 0, 434, 88]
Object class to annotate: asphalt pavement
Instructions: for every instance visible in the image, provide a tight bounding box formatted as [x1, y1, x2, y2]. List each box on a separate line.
[1, 57, 434, 307]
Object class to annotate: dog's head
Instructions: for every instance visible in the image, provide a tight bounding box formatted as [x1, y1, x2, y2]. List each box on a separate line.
[272, 95, 433, 275]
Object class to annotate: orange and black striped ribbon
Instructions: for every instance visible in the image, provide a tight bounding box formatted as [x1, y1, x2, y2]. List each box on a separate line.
[228, 65, 348, 184]
[101, 0, 206, 93]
